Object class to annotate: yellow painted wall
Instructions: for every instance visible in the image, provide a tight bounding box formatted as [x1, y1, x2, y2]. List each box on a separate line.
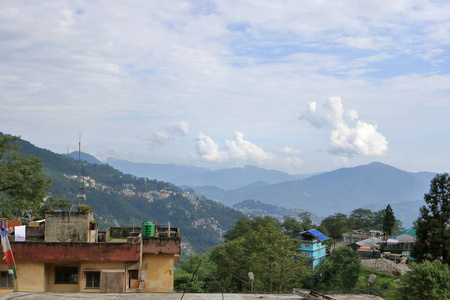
[0, 262, 45, 295]
[140, 254, 174, 292]
[17, 262, 45, 292]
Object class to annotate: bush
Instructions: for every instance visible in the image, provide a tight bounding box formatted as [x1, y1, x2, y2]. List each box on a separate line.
[399, 260, 450, 300]
[353, 267, 401, 300]
[303, 247, 361, 293]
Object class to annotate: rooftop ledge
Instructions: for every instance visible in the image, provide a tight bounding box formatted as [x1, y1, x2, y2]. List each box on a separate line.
[10, 237, 181, 262]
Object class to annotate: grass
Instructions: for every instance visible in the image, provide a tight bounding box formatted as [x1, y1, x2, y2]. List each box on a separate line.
[352, 267, 402, 300]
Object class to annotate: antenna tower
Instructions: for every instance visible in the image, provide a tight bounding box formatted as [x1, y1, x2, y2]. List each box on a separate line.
[77, 133, 86, 203]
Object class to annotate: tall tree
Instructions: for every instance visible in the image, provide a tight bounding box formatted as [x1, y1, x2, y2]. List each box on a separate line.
[412, 173, 450, 264]
[223, 216, 280, 242]
[349, 208, 374, 232]
[320, 213, 349, 240]
[0, 134, 52, 219]
[281, 216, 303, 237]
[382, 204, 396, 236]
[210, 222, 310, 293]
[298, 212, 313, 231]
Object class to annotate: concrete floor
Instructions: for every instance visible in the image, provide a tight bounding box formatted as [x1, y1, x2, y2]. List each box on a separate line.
[0, 292, 304, 300]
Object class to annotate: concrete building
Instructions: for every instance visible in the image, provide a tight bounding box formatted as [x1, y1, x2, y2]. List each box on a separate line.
[385, 228, 417, 251]
[0, 211, 180, 296]
[294, 229, 329, 267]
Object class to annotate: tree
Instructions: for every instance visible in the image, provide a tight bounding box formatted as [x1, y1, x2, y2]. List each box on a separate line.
[298, 211, 313, 231]
[223, 216, 280, 242]
[210, 222, 310, 293]
[281, 216, 303, 237]
[349, 208, 374, 232]
[305, 247, 361, 293]
[320, 213, 349, 240]
[0, 134, 53, 219]
[412, 173, 450, 264]
[382, 204, 396, 236]
[399, 260, 450, 300]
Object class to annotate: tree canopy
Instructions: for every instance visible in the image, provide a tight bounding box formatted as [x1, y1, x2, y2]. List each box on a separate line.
[0, 134, 54, 219]
[399, 260, 450, 300]
[210, 220, 310, 293]
[412, 173, 450, 264]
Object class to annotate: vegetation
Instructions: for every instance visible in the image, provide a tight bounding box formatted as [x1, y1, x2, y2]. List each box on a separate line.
[320, 207, 403, 240]
[0, 134, 70, 220]
[412, 173, 450, 264]
[302, 247, 361, 293]
[382, 204, 396, 236]
[210, 221, 311, 293]
[352, 268, 401, 300]
[399, 260, 450, 300]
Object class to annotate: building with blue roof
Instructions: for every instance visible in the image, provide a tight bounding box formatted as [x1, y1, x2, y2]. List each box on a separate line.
[294, 229, 329, 267]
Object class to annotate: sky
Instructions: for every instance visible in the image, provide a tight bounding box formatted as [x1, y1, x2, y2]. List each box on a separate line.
[1, 0, 450, 175]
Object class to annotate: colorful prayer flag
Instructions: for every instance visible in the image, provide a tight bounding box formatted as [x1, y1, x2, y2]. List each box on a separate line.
[1, 221, 18, 291]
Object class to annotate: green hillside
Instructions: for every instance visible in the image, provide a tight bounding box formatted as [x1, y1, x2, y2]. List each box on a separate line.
[6, 133, 243, 253]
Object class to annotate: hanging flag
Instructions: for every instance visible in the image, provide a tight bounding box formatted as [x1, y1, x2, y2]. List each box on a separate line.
[1, 221, 18, 292]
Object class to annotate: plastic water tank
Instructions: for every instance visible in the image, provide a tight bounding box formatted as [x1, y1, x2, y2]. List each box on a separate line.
[142, 222, 154, 237]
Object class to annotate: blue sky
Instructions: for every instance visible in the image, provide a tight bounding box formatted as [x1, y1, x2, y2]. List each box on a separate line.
[1, 0, 449, 174]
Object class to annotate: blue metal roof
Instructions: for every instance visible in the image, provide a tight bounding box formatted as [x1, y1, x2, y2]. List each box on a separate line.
[299, 229, 330, 241]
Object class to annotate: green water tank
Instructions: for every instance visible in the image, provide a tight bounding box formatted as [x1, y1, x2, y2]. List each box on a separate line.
[142, 222, 154, 237]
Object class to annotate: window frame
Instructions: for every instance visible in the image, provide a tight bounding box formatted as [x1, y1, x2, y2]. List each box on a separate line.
[0, 271, 13, 288]
[85, 271, 101, 289]
[54, 266, 79, 284]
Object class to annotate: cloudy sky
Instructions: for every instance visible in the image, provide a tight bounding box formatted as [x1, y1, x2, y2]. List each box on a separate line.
[1, 0, 449, 174]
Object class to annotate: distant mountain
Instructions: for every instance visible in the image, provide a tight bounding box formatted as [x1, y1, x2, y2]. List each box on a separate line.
[172, 165, 300, 190]
[106, 158, 315, 190]
[194, 162, 437, 227]
[232, 199, 321, 224]
[105, 158, 209, 182]
[65, 151, 103, 165]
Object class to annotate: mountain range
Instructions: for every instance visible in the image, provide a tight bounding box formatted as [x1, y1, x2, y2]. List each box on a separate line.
[104, 159, 437, 227]
[56, 136, 440, 228]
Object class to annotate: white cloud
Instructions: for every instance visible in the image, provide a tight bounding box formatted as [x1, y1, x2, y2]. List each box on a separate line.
[277, 146, 302, 155]
[149, 121, 189, 147]
[194, 131, 303, 173]
[300, 97, 388, 157]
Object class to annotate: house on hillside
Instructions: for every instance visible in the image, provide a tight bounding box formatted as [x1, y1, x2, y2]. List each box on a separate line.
[0, 210, 181, 296]
[385, 228, 417, 251]
[294, 229, 329, 267]
[343, 230, 369, 245]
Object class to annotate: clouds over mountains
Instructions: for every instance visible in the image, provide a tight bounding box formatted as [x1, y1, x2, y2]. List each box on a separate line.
[300, 97, 388, 157]
[194, 131, 303, 174]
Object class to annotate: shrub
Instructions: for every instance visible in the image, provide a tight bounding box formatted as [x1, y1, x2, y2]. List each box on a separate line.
[399, 260, 450, 300]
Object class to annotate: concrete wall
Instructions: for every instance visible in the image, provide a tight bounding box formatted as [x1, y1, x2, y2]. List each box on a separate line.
[140, 254, 174, 293]
[45, 211, 94, 242]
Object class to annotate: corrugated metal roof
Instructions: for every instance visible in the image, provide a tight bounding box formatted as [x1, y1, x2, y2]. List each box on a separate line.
[355, 237, 383, 248]
[299, 229, 329, 241]
[394, 227, 417, 238]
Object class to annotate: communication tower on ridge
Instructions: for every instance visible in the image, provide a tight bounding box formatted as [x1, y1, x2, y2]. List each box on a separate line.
[77, 133, 86, 202]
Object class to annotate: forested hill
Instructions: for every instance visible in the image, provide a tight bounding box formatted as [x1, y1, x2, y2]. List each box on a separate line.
[6, 133, 244, 253]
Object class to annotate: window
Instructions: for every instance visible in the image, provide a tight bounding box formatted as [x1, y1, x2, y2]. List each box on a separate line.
[55, 267, 78, 284]
[85, 271, 100, 288]
[129, 270, 138, 280]
[0, 271, 13, 288]
[304, 243, 310, 248]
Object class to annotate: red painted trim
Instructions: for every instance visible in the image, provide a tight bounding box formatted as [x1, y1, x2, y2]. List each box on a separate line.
[10, 238, 181, 262]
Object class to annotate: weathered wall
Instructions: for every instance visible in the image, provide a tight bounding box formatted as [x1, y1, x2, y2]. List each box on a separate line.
[45, 211, 94, 242]
[140, 254, 174, 293]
